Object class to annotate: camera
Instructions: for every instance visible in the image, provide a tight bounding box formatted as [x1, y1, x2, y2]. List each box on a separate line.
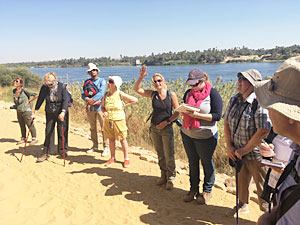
[10, 105, 17, 110]
[175, 119, 182, 127]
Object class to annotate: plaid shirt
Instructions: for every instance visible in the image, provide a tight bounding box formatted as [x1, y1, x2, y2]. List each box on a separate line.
[224, 92, 271, 160]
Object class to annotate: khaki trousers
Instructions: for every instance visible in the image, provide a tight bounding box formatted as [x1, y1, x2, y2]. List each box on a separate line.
[87, 110, 108, 149]
[238, 158, 268, 211]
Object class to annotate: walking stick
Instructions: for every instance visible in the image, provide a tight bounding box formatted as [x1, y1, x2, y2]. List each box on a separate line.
[62, 125, 65, 167]
[20, 119, 34, 162]
[229, 157, 244, 225]
[235, 165, 239, 225]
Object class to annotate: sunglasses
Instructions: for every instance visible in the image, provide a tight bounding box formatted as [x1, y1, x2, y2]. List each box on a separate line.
[238, 76, 247, 81]
[153, 79, 162, 84]
[14, 80, 20, 83]
[190, 81, 202, 87]
[108, 80, 114, 84]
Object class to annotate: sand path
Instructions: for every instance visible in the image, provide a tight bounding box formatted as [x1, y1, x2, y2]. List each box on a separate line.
[0, 101, 262, 225]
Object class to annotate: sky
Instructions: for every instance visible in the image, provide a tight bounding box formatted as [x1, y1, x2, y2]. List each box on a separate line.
[0, 0, 299, 64]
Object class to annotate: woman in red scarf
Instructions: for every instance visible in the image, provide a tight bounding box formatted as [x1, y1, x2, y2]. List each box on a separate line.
[181, 69, 223, 204]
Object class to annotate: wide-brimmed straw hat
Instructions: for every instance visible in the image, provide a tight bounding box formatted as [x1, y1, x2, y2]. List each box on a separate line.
[86, 63, 100, 74]
[254, 56, 300, 121]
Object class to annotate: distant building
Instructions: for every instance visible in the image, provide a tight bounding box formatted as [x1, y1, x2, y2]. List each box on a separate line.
[135, 59, 142, 66]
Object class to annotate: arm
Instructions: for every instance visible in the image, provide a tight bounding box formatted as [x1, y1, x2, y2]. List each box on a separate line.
[58, 84, 68, 121]
[186, 88, 223, 122]
[120, 92, 138, 109]
[101, 93, 108, 117]
[32, 85, 46, 119]
[235, 103, 272, 159]
[224, 119, 236, 161]
[91, 78, 106, 102]
[133, 64, 153, 98]
[235, 128, 270, 159]
[24, 89, 38, 106]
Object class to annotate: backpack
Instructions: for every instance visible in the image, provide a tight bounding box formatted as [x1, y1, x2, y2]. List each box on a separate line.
[83, 80, 99, 98]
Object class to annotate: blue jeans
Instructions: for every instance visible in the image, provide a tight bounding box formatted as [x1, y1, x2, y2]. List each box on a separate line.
[181, 131, 218, 193]
[150, 124, 176, 180]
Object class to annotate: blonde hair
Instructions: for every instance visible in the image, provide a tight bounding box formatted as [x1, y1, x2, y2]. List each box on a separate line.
[152, 73, 167, 90]
[199, 72, 210, 84]
[43, 72, 57, 85]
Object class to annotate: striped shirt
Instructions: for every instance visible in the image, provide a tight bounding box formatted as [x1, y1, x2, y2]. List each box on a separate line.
[223, 92, 271, 160]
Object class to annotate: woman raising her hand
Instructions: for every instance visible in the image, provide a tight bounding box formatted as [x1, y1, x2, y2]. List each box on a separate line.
[134, 65, 179, 190]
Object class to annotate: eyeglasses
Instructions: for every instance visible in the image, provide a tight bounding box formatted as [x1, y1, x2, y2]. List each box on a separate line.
[14, 80, 19, 83]
[108, 80, 114, 84]
[153, 79, 162, 84]
[238, 76, 247, 81]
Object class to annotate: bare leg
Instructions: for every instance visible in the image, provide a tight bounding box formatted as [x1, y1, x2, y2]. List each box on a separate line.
[120, 138, 129, 160]
[109, 138, 116, 159]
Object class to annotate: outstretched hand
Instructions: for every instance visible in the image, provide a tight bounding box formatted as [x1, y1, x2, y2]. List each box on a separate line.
[139, 64, 148, 78]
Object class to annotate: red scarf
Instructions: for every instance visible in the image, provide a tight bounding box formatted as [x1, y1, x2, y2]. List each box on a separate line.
[183, 82, 212, 130]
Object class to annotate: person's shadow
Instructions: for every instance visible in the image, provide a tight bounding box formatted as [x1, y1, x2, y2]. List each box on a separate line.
[0, 138, 18, 143]
[70, 167, 256, 225]
[5, 145, 106, 165]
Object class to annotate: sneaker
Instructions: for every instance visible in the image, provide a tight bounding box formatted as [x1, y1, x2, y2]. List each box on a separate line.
[30, 138, 38, 145]
[105, 158, 115, 167]
[36, 154, 49, 163]
[87, 148, 97, 153]
[101, 147, 110, 157]
[123, 159, 130, 168]
[183, 190, 198, 202]
[196, 192, 212, 205]
[17, 138, 25, 145]
[226, 203, 249, 217]
[165, 180, 174, 190]
[156, 176, 167, 186]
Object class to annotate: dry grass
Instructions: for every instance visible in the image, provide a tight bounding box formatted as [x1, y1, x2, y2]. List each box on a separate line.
[0, 77, 237, 175]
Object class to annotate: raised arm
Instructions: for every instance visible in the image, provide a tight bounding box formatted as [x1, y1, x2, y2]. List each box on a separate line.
[133, 64, 153, 98]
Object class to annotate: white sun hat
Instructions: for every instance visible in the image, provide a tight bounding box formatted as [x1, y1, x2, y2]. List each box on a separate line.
[86, 63, 100, 74]
[108, 76, 123, 90]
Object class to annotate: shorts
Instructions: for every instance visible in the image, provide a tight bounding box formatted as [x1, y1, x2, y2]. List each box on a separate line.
[103, 119, 127, 141]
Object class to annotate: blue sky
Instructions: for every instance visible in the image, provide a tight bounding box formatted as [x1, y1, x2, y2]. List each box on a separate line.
[0, 0, 299, 63]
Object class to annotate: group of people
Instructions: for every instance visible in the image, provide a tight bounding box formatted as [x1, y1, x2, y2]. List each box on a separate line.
[12, 56, 300, 224]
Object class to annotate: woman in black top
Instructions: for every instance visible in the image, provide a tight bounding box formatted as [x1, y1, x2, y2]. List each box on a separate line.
[32, 72, 69, 163]
[134, 65, 179, 190]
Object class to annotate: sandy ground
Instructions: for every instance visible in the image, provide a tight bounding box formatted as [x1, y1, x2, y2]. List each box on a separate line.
[0, 101, 262, 225]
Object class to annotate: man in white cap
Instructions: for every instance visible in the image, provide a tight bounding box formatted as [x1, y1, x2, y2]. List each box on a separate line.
[255, 56, 300, 225]
[81, 63, 109, 156]
[223, 69, 271, 216]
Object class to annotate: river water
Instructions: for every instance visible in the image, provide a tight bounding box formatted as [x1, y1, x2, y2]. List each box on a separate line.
[30, 62, 282, 84]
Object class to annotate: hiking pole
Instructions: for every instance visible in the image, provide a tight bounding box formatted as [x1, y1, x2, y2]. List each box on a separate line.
[62, 124, 65, 167]
[235, 164, 239, 225]
[20, 119, 34, 162]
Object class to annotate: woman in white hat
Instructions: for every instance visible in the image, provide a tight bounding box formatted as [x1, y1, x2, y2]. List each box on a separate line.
[101, 76, 138, 168]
